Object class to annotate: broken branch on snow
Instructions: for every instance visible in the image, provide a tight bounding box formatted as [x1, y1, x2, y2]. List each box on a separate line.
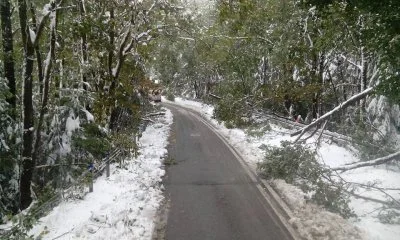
[332, 150, 400, 172]
[144, 112, 165, 118]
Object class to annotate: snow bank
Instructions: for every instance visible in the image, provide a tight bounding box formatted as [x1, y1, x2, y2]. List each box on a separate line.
[29, 108, 173, 240]
[273, 180, 365, 240]
[168, 97, 400, 240]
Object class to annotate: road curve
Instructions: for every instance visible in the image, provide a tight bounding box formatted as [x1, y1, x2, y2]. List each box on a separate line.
[162, 103, 295, 240]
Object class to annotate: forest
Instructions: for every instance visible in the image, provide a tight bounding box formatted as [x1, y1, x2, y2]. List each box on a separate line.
[155, 0, 400, 157]
[1, 0, 400, 237]
[0, 0, 185, 226]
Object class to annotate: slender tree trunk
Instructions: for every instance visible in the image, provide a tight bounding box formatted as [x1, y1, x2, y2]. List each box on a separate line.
[32, 2, 57, 189]
[317, 53, 325, 116]
[30, 3, 44, 96]
[1, 0, 16, 120]
[108, 7, 114, 79]
[78, 0, 89, 91]
[360, 49, 368, 110]
[18, 0, 35, 210]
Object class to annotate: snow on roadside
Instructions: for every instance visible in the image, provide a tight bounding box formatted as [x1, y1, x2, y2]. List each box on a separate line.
[167, 97, 400, 240]
[321, 145, 400, 240]
[29, 108, 173, 240]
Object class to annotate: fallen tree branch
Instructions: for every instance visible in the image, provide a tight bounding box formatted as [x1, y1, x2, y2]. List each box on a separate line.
[302, 122, 321, 142]
[141, 118, 155, 123]
[208, 93, 222, 99]
[144, 112, 165, 118]
[338, 178, 400, 208]
[345, 190, 397, 207]
[291, 87, 375, 140]
[349, 182, 400, 207]
[52, 228, 75, 240]
[35, 163, 87, 169]
[317, 120, 328, 146]
[332, 150, 400, 172]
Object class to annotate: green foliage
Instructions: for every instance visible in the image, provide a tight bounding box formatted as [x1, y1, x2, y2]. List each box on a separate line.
[111, 132, 138, 157]
[246, 123, 271, 138]
[258, 141, 317, 183]
[72, 123, 111, 159]
[330, 108, 396, 160]
[377, 72, 400, 104]
[0, 78, 19, 220]
[258, 141, 354, 218]
[166, 92, 175, 102]
[351, 125, 395, 161]
[214, 95, 252, 128]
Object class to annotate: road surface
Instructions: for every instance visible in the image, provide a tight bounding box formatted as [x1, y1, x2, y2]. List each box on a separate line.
[162, 104, 295, 240]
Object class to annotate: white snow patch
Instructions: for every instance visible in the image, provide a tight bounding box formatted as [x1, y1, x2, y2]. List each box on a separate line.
[66, 115, 80, 136]
[29, 28, 36, 44]
[82, 109, 95, 122]
[274, 179, 365, 240]
[42, 3, 52, 16]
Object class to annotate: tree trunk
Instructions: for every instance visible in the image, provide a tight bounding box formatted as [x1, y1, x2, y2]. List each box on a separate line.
[108, 7, 114, 79]
[1, 0, 16, 119]
[18, 0, 35, 210]
[32, 2, 57, 189]
[30, 3, 44, 96]
[78, 0, 89, 92]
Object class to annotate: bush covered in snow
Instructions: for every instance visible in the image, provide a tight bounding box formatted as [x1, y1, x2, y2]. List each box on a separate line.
[258, 141, 354, 218]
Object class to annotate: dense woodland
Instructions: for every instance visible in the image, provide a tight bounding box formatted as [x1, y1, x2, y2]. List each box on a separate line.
[1, 0, 400, 232]
[155, 0, 400, 154]
[0, 0, 185, 224]
[156, 0, 400, 126]
[153, 0, 400, 221]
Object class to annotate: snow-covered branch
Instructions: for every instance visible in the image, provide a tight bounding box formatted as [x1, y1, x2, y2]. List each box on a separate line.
[111, 28, 131, 78]
[333, 150, 400, 172]
[291, 87, 375, 140]
[340, 54, 362, 71]
[144, 112, 165, 118]
[31, 3, 53, 46]
[207, 35, 273, 45]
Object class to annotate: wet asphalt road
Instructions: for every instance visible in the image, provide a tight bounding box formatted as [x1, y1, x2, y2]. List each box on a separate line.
[163, 104, 294, 240]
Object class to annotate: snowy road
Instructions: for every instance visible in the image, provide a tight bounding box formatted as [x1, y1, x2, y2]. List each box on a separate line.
[162, 104, 295, 240]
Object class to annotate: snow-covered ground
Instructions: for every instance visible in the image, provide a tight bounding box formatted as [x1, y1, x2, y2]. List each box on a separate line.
[27, 108, 173, 240]
[167, 97, 400, 240]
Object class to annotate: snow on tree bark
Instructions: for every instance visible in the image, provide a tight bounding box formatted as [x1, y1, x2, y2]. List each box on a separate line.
[18, 0, 36, 210]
